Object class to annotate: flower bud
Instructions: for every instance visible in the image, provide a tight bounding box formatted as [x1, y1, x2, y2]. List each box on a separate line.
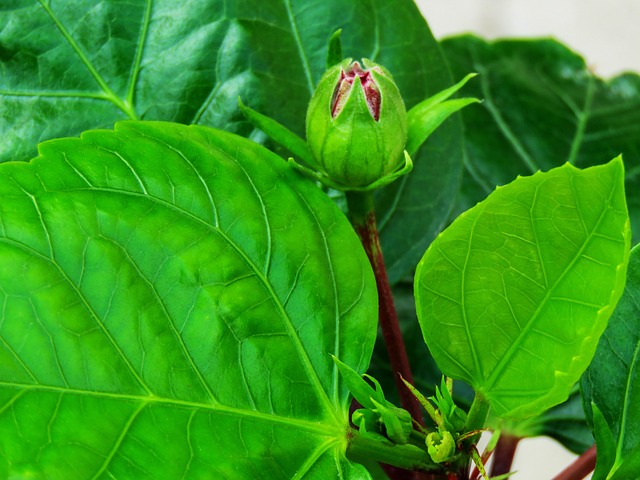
[306, 58, 408, 189]
[426, 430, 456, 464]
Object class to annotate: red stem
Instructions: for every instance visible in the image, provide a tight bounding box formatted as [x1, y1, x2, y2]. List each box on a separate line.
[552, 445, 596, 480]
[346, 192, 462, 480]
[489, 434, 521, 477]
[352, 208, 425, 427]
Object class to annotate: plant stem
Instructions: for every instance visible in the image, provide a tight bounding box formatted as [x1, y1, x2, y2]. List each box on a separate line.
[347, 428, 436, 471]
[489, 434, 521, 477]
[464, 392, 490, 438]
[345, 190, 424, 427]
[552, 445, 596, 480]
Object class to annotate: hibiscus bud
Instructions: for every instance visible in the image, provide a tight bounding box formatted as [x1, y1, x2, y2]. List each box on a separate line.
[306, 58, 408, 189]
[426, 430, 456, 464]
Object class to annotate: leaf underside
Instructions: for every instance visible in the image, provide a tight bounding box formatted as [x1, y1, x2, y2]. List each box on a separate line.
[582, 244, 640, 479]
[0, 122, 377, 479]
[415, 159, 630, 420]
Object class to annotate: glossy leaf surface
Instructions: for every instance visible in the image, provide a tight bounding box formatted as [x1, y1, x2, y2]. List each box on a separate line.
[582, 244, 640, 479]
[441, 35, 640, 242]
[415, 159, 630, 420]
[0, 0, 463, 283]
[369, 281, 594, 453]
[0, 122, 377, 479]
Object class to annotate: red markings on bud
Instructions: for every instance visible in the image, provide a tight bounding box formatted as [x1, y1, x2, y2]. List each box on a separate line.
[330, 61, 382, 121]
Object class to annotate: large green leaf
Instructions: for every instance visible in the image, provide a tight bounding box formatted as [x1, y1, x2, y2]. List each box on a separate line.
[414, 159, 630, 420]
[582, 244, 640, 479]
[441, 35, 640, 242]
[0, 0, 464, 283]
[0, 121, 377, 479]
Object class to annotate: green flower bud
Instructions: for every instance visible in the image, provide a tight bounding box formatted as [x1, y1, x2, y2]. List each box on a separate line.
[426, 430, 456, 464]
[370, 398, 413, 445]
[305, 58, 408, 189]
[352, 408, 383, 434]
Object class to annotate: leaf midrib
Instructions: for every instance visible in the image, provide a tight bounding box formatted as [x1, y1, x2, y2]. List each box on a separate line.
[283, 0, 314, 95]
[0, 381, 338, 436]
[476, 63, 539, 174]
[36, 0, 138, 119]
[566, 76, 596, 165]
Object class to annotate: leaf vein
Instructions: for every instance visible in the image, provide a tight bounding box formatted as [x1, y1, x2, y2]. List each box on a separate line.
[283, 0, 314, 94]
[485, 172, 621, 390]
[71, 185, 338, 419]
[0, 236, 153, 395]
[0, 381, 337, 436]
[99, 235, 219, 404]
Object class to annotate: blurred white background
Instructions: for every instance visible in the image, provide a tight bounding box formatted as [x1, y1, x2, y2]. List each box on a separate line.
[416, 0, 640, 78]
[411, 0, 631, 478]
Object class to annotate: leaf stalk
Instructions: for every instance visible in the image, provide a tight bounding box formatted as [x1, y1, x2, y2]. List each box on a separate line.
[464, 392, 490, 437]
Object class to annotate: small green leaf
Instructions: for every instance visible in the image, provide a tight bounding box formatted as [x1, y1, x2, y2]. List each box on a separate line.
[370, 398, 413, 445]
[415, 158, 630, 420]
[333, 356, 383, 411]
[0, 122, 377, 479]
[406, 73, 479, 156]
[401, 376, 440, 428]
[582, 244, 640, 479]
[432, 378, 467, 432]
[469, 444, 489, 480]
[352, 409, 383, 436]
[590, 404, 617, 479]
[238, 97, 316, 168]
[326, 29, 343, 68]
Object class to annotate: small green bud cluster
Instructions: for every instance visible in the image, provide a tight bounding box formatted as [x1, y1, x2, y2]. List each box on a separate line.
[333, 356, 413, 444]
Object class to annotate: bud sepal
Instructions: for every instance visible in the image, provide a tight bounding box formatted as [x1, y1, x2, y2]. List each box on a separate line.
[287, 151, 413, 192]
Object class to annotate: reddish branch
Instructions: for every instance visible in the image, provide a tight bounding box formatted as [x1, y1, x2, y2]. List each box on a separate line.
[490, 434, 521, 477]
[552, 445, 597, 480]
[352, 208, 425, 427]
[347, 192, 463, 480]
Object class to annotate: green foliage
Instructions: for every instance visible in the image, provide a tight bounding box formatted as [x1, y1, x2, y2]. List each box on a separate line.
[415, 159, 630, 420]
[0, 0, 463, 284]
[500, 387, 594, 454]
[334, 357, 414, 445]
[406, 73, 480, 156]
[582, 244, 640, 479]
[372, 282, 596, 454]
[2, 1, 639, 478]
[0, 122, 378, 479]
[442, 35, 640, 242]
